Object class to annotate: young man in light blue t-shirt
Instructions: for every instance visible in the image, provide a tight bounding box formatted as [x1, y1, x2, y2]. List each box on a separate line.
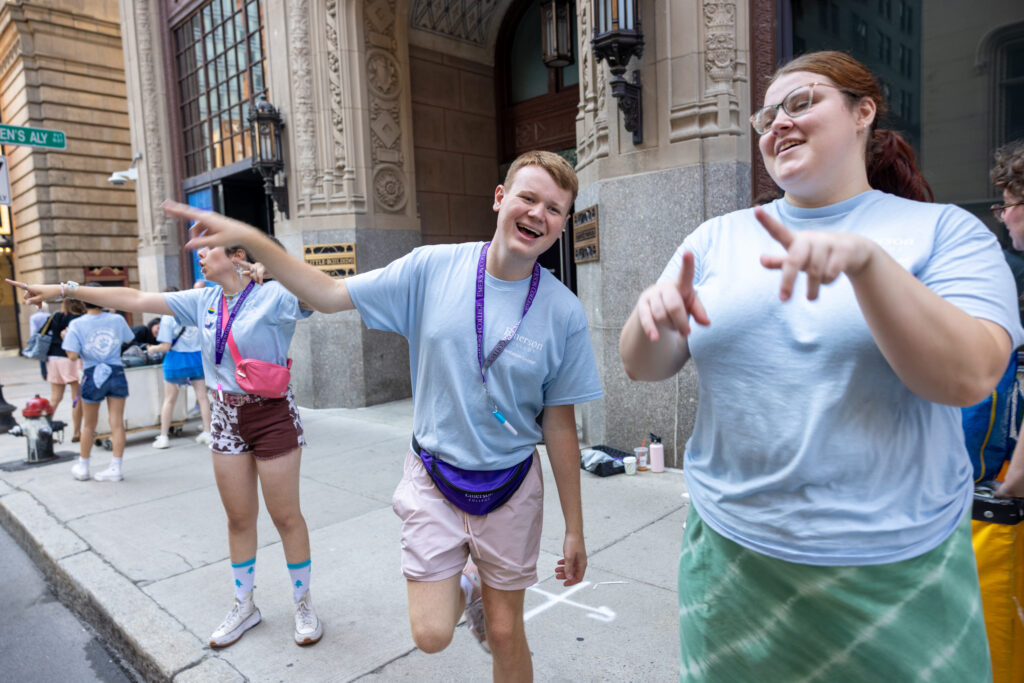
[165, 150, 603, 680]
[62, 287, 135, 482]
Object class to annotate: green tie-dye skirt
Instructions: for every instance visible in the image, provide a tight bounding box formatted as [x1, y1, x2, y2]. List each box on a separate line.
[678, 507, 991, 682]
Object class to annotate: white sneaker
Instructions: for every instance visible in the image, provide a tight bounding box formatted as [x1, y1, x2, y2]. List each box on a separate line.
[93, 465, 123, 482]
[152, 434, 170, 449]
[209, 593, 261, 648]
[293, 591, 323, 646]
[70, 460, 90, 481]
[195, 431, 212, 445]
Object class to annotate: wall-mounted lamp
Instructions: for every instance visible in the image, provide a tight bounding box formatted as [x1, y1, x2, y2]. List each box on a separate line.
[591, 0, 643, 144]
[248, 94, 289, 219]
[541, 0, 574, 68]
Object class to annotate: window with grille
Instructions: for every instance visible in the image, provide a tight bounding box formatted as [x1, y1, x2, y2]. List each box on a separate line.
[174, 0, 267, 178]
[996, 34, 1024, 146]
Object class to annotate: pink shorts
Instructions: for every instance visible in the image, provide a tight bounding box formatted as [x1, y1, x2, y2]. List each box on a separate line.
[47, 356, 82, 384]
[391, 450, 544, 590]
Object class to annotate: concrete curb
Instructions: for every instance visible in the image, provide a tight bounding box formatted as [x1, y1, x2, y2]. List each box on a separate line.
[0, 487, 237, 682]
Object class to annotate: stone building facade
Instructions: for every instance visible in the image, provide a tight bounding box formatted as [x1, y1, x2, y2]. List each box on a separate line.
[113, 0, 1023, 467]
[0, 0, 138, 347]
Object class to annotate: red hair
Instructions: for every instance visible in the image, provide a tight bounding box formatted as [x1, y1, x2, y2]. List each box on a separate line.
[773, 51, 933, 202]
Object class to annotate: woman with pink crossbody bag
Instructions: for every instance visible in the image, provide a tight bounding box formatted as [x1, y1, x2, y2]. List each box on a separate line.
[9, 240, 323, 652]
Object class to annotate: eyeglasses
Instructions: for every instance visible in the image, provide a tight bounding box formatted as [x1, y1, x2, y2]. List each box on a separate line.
[991, 200, 1024, 222]
[750, 82, 852, 135]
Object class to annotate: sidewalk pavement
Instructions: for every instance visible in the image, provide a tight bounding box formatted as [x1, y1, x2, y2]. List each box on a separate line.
[0, 351, 689, 682]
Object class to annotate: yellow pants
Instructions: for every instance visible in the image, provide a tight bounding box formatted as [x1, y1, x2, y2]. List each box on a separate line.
[972, 515, 1024, 683]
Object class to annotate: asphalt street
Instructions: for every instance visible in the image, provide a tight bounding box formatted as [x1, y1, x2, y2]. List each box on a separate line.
[0, 522, 137, 682]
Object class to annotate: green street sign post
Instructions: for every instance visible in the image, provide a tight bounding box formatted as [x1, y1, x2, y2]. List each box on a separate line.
[0, 123, 66, 150]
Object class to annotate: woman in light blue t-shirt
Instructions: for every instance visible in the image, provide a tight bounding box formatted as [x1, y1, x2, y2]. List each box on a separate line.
[8, 243, 322, 652]
[622, 51, 1021, 681]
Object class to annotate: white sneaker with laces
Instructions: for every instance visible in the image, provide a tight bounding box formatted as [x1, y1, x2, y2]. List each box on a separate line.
[195, 431, 212, 445]
[293, 591, 323, 646]
[70, 460, 90, 481]
[152, 434, 170, 449]
[93, 465, 123, 482]
[209, 592, 261, 648]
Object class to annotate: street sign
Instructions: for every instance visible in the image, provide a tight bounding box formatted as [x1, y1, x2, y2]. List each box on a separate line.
[0, 124, 66, 150]
[0, 156, 10, 206]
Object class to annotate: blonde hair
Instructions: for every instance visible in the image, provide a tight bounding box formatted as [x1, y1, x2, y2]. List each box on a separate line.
[503, 150, 578, 204]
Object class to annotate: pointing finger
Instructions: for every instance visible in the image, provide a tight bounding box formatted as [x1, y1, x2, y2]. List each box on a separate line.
[754, 207, 795, 249]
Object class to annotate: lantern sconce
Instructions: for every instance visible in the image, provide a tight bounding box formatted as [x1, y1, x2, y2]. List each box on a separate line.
[247, 94, 289, 219]
[541, 0, 574, 68]
[591, 0, 643, 144]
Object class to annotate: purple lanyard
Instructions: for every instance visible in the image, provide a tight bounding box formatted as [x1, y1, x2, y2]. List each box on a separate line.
[214, 281, 255, 365]
[475, 241, 541, 387]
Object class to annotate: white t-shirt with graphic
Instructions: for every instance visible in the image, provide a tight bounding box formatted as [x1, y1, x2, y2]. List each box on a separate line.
[347, 241, 603, 471]
[62, 312, 134, 369]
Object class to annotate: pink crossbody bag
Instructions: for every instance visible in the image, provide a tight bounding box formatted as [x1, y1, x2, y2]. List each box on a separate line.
[220, 294, 292, 399]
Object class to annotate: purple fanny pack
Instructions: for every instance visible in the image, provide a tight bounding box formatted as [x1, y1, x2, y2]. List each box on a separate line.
[414, 436, 532, 516]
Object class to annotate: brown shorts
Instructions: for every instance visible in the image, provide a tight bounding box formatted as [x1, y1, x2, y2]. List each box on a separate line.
[391, 449, 544, 590]
[209, 388, 307, 460]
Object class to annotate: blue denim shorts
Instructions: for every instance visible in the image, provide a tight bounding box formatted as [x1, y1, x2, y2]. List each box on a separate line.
[80, 365, 129, 403]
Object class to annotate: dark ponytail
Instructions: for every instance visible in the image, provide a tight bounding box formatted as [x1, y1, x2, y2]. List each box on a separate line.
[867, 129, 933, 202]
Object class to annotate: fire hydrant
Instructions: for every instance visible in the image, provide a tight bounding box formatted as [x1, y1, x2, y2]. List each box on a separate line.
[9, 395, 66, 464]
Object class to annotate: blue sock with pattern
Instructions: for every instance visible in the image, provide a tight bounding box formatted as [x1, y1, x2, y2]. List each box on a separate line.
[231, 557, 256, 600]
[287, 558, 311, 602]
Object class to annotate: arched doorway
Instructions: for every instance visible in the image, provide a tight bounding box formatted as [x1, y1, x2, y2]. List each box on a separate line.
[495, 0, 580, 291]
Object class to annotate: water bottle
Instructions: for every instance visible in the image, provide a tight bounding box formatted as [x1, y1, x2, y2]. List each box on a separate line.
[649, 433, 664, 473]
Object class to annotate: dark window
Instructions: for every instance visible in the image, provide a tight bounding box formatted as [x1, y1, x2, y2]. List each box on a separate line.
[899, 44, 913, 78]
[877, 31, 891, 64]
[997, 35, 1024, 145]
[174, 0, 267, 178]
[898, 1, 913, 34]
[852, 15, 868, 51]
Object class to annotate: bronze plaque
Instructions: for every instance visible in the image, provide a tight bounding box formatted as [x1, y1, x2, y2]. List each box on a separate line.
[303, 242, 357, 278]
[572, 205, 599, 264]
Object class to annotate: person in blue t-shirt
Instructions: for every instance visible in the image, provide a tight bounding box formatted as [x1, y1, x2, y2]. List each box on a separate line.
[620, 51, 1023, 681]
[61, 286, 134, 483]
[164, 150, 602, 681]
[8, 248, 322, 651]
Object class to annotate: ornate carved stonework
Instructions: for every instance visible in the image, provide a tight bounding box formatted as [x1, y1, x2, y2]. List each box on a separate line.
[704, 2, 737, 86]
[668, 0, 743, 142]
[364, 0, 407, 213]
[367, 51, 401, 98]
[325, 0, 346, 176]
[410, 0, 502, 46]
[576, 2, 609, 171]
[373, 166, 407, 211]
[288, 0, 318, 204]
[134, 0, 169, 247]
